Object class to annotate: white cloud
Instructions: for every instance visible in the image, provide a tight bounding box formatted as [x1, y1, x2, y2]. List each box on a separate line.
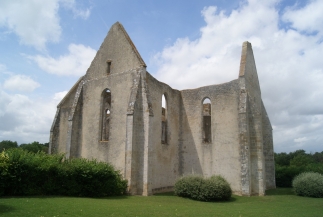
[29, 44, 96, 76]
[0, 64, 64, 143]
[0, 88, 65, 144]
[4, 75, 40, 92]
[0, 0, 91, 50]
[54, 91, 68, 101]
[153, 0, 323, 152]
[282, 0, 323, 35]
[61, 0, 91, 19]
[0, 0, 61, 50]
[294, 137, 308, 143]
[153, 1, 280, 89]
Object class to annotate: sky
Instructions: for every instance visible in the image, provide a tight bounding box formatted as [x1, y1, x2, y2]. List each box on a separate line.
[0, 0, 322, 153]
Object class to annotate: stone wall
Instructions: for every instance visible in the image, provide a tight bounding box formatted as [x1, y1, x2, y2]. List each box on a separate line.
[50, 22, 275, 196]
[130, 73, 145, 194]
[262, 101, 275, 189]
[50, 77, 82, 155]
[146, 72, 181, 193]
[69, 87, 83, 158]
[239, 41, 266, 195]
[180, 80, 242, 193]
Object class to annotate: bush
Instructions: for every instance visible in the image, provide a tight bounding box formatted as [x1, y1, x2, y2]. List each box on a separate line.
[0, 148, 127, 197]
[276, 164, 323, 188]
[174, 175, 231, 201]
[292, 172, 323, 198]
[275, 165, 304, 187]
[275, 150, 323, 187]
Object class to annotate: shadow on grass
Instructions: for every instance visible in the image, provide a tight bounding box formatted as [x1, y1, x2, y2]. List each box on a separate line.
[1, 195, 130, 200]
[153, 191, 237, 202]
[0, 204, 16, 214]
[266, 188, 294, 196]
[98, 195, 130, 200]
[153, 192, 175, 196]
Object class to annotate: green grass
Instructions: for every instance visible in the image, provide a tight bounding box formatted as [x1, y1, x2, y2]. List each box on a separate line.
[0, 188, 322, 217]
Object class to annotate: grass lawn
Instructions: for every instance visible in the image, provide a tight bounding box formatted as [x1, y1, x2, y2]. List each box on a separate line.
[0, 188, 322, 217]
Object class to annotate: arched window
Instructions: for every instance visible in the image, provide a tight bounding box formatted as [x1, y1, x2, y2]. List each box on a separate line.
[202, 98, 211, 143]
[101, 89, 111, 141]
[161, 94, 167, 144]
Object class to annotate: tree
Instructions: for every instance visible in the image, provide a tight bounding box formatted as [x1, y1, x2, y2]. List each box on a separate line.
[312, 151, 323, 163]
[275, 149, 323, 187]
[20, 141, 48, 153]
[290, 154, 315, 167]
[274, 152, 291, 166]
[0, 140, 18, 152]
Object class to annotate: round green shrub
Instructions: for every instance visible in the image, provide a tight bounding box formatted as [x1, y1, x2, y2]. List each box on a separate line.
[174, 175, 204, 200]
[292, 172, 323, 198]
[174, 175, 232, 201]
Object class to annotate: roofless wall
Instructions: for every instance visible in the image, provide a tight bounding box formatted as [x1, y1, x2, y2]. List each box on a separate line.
[49, 22, 275, 196]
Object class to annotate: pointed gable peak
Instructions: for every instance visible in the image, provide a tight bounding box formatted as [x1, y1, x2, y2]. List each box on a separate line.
[239, 41, 253, 77]
[108, 22, 146, 67]
[84, 22, 147, 80]
[238, 41, 261, 93]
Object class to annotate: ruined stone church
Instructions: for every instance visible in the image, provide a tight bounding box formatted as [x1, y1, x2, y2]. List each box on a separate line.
[49, 22, 275, 196]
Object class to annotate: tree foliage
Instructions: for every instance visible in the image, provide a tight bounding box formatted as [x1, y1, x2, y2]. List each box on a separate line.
[20, 141, 49, 153]
[275, 150, 323, 187]
[0, 140, 48, 153]
[0, 140, 18, 152]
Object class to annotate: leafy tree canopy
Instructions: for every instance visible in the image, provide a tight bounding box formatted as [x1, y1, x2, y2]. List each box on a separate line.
[275, 149, 323, 187]
[20, 141, 48, 153]
[0, 140, 18, 152]
[0, 140, 48, 153]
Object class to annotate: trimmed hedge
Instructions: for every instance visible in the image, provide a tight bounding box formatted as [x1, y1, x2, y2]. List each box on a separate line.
[174, 175, 232, 201]
[275, 165, 304, 187]
[0, 148, 127, 197]
[276, 164, 323, 187]
[292, 172, 323, 198]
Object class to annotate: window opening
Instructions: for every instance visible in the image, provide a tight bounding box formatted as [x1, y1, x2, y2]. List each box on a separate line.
[161, 94, 167, 144]
[101, 89, 111, 141]
[106, 60, 112, 75]
[203, 98, 211, 143]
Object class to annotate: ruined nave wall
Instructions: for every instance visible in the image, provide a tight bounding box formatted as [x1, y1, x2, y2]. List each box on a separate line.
[146, 72, 181, 193]
[180, 80, 242, 193]
[80, 68, 140, 173]
[50, 78, 82, 155]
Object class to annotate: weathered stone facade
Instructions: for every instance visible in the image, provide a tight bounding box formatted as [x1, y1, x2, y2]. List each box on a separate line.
[49, 22, 275, 196]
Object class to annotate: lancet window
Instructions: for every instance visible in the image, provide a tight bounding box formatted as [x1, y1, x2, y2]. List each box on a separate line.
[161, 94, 167, 144]
[202, 98, 211, 143]
[101, 89, 111, 141]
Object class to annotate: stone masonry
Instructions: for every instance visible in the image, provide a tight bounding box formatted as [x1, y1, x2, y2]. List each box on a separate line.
[49, 22, 275, 196]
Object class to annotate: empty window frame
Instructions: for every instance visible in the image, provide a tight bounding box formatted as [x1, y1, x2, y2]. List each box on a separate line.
[161, 94, 167, 144]
[101, 89, 111, 141]
[202, 98, 211, 143]
[106, 60, 112, 75]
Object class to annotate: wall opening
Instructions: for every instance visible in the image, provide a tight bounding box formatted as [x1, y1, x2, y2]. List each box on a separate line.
[106, 60, 112, 75]
[101, 89, 111, 141]
[202, 98, 211, 143]
[161, 94, 167, 144]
